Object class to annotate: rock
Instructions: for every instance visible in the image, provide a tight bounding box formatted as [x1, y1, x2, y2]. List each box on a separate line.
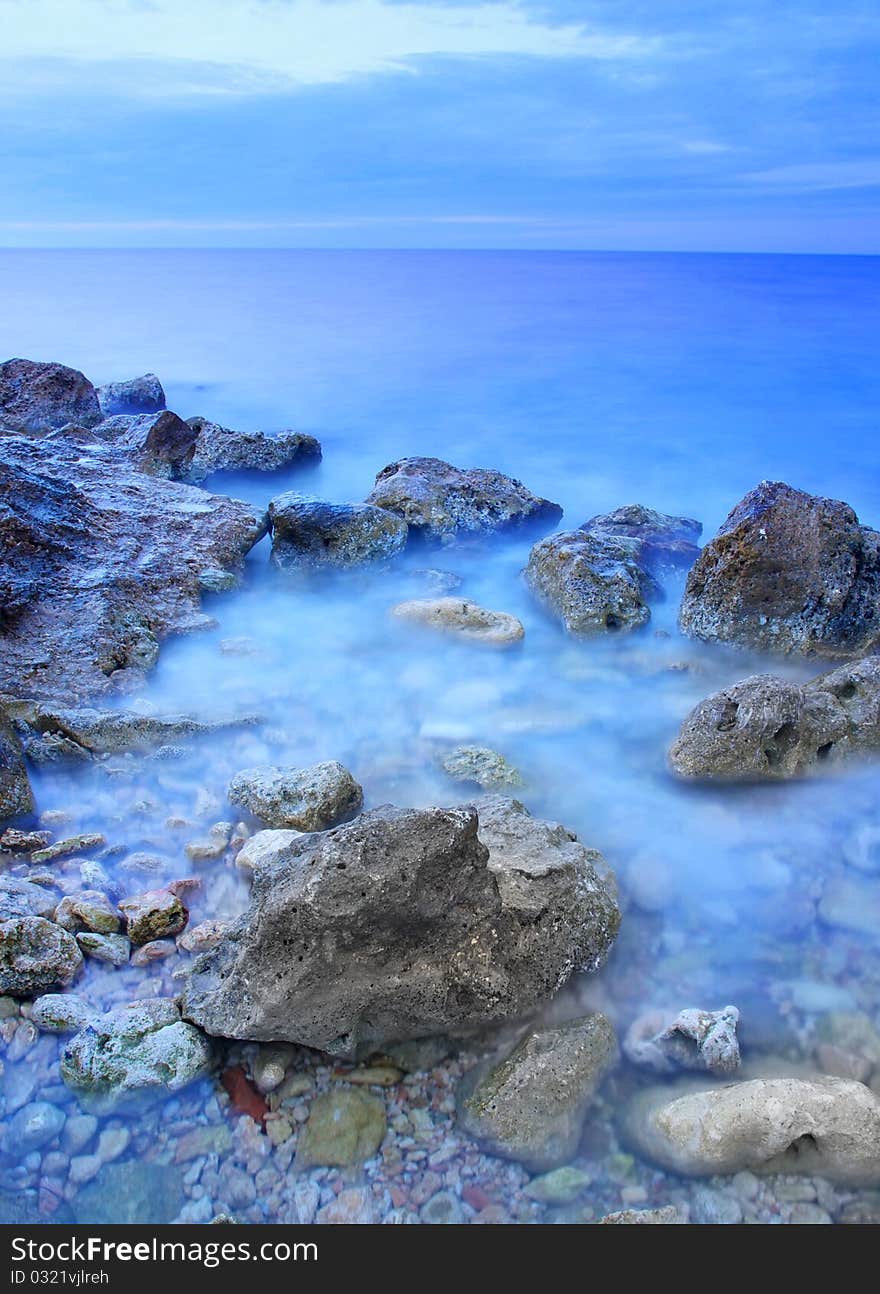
[0, 707, 35, 821]
[0, 432, 266, 699]
[621, 1076, 880, 1185]
[177, 919, 228, 954]
[816, 1013, 880, 1067]
[524, 1165, 592, 1204]
[598, 1206, 683, 1224]
[96, 374, 166, 416]
[73, 1160, 185, 1225]
[173, 1124, 233, 1163]
[32, 707, 258, 755]
[295, 1089, 386, 1169]
[182, 798, 619, 1058]
[54, 891, 120, 934]
[228, 761, 363, 831]
[367, 457, 561, 544]
[31, 993, 93, 1033]
[31, 834, 105, 865]
[623, 1005, 741, 1075]
[669, 657, 880, 781]
[130, 939, 175, 966]
[457, 1014, 617, 1171]
[119, 888, 187, 945]
[524, 530, 657, 635]
[690, 1186, 743, 1224]
[76, 932, 130, 966]
[315, 1186, 375, 1225]
[0, 828, 51, 852]
[440, 745, 523, 789]
[0, 876, 58, 920]
[185, 417, 321, 483]
[679, 481, 880, 657]
[60, 999, 212, 1098]
[0, 358, 101, 432]
[0, 917, 82, 994]
[331, 1065, 402, 1087]
[581, 505, 702, 570]
[92, 410, 198, 478]
[391, 597, 524, 647]
[420, 1190, 465, 1224]
[1, 1101, 65, 1154]
[251, 1045, 296, 1093]
[267, 496, 406, 570]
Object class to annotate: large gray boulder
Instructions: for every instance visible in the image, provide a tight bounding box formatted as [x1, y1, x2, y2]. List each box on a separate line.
[268, 496, 406, 570]
[366, 456, 562, 544]
[61, 999, 212, 1100]
[525, 530, 657, 635]
[680, 481, 880, 658]
[181, 797, 619, 1058]
[96, 374, 166, 417]
[0, 706, 34, 820]
[669, 656, 880, 781]
[0, 917, 83, 995]
[0, 358, 101, 432]
[228, 760, 363, 830]
[186, 418, 321, 483]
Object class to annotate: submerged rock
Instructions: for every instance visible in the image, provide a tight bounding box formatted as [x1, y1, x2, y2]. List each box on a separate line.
[623, 1005, 741, 1075]
[1, 1101, 65, 1154]
[367, 456, 562, 544]
[31, 992, 94, 1034]
[669, 657, 880, 781]
[440, 745, 523, 789]
[0, 876, 58, 920]
[228, 760, 363, 831]
[524, 530, 657, 636]
[186, 417, 321, 483]
[0, 707, 35, 820]
[621, 1076, 880, 1185]
[181, 798, 619, 1058]
[73, 1160, 185, 1225]
[679, 481, 880, 657]
[32, 706, 259, 756]
[0, 917, 83, 995]
[96, 374, 166, 417]
[268, 496, 406, 569]
[582, 504, 702, 571]
[391, 597, 524, 647]
[295, 1089, 387, 1169]
[457, 1014, 617, 1171]
[61, 999, 212, 1098]
[0, 358, 101, 432]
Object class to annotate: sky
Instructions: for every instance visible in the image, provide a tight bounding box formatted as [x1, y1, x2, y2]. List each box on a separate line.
[1, 0, 878, 251]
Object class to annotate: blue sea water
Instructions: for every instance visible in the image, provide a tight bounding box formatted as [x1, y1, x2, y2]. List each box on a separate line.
[2, 250, 880, 1223]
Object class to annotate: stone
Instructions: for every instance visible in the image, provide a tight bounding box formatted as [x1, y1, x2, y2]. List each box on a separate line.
[0, 876, 58, 920]
[0, 917, 82, 995]
[668, 657, 880, 781]
[0, 708, 35, 821]
[0, 828, 51, 852]
[598, 1206, 683, 1224]
[816, 1012, 880, 1067]
[31, 834, 105, 865]
[440, 745, 523, 789]
[457, 1014, 617, 1171]
[31, 993, 93, 1033]
[130, 939, 175, 966]
[679, 481, 880, 657]
[623, 1005, 741, 1075]
[96, 374, 166, 416]
[181, 799, 619, 1058]
[62, 1114, 98, 1155]
[690, 1186, 743, 1225]
[119, 888, 187, 945]
[73, 1160, 185, 1224]
[76, 932, 130, 966]
[92, 410, 198, 478]
[0, 358, 100, 432]
[54, 891, 120, 934]
[581, 504, 702, 570]
[391, 597, 524, 647]
[227, 761, 363, 832]
[315, 1186, 375, 1225]
[60, 999, 212, 1098]
[268, 496, 405, 569]
[295, 1089, 386, 1169]
[1, 1102, 65, 1154]
[185, 417, 321, 483]
[331, 1065, 402, 1087]
[420, 1190, 464, 1224]
[251, 1045, 296, 1093]
[177, 919, 228, 954]
[524, 530, 657, 636]
[622, 1076, 880, 1185]
[32, 707, 258, 755]
[523, 1165, 592, 1204]
[173, 1124, 233, 1163]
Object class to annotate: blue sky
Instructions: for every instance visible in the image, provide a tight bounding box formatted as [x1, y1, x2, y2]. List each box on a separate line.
[1, 0, 878, 250]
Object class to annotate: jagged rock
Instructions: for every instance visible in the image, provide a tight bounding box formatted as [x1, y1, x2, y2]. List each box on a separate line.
[0, 706, 34, 820]
[96, 374, 166, 416]
[0, 917, 83, 994]
[391, 597, 524, 646]
[32, 706, 258, 755]
[268, 496, 406, 570]
[524, 530, 658, 635]
[669, 657, 880, 781]
[228, 760, 363, 831]
[622, 1077, 880, 1185]
[366, 456, 562, 544]
[0, 358, 101, 432]
[60, 999, 212, 1098]
[457, 1014, 617, 1171]
[92, 410, 198, 477]
[119, 888, 187, 945]
[623, 1005, 741, 1075]
[0, 876, 58, 920]
[182, 798, 619, 1058]
[54, 891, 120, 935]
[186, 418, 321, 482]
[295, 1089, 387, 1169]
[440, 745, 523, 789]
[30, 834, 105, 865]
[582, 504, 702, 570]
[0, 433, 265, 699]
[680, 481, 880, 657]
[76, 932, 130, 965]
[0, 828, 51, 852]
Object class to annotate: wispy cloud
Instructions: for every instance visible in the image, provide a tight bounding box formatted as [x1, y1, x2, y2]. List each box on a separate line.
[742, 160, 880, 191]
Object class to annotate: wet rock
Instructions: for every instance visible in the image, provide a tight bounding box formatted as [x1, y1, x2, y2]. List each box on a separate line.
[367, 456, 562, 544]
[0, 358, 101, 432]
[32, 707, 259, 755]
[61, 999, 212, 1098]
[0, 876, 58, 920]
[0, 433, 266, 699]
[457, 1014, 617, 1171]
[31, 834, 105, 865]
[119, 888, 187, 945]
[391, 597, 524, 646]
[581, 505, 702, 570]
[228, 760, 363, 831]
[251, 1045, 296, 1093]
[76, 932, 130, 966]
[0, 707, 35, 821]
[669, 657, 880, 781]
[295, 1089, 386, 1169]
[268, 496, 404, 570]
[73, 1160, 185, 1224]
[130, 938, 175, 966]
[92, 410, 198, 478]
[31, 993, 93, 1033]
[524, 1165, 591, 1204]
[621, 1076, 880, 1185]
[315, 1186, 375, 1225]
[186, 417, 321, 483]
[177, 919, 228, 954]
[54, 891, 120, 934]
[1, 1101, 65, 1154]
[679, 481, 880, 657]
[623, 1005, 741, 1075]
[598, 1206, 683, 1224]
[420, 1190, 464, 1224]
[524, 531, 657, 636]
[0, 917, 82, 994]
[331, 1064, 401, 1087]
[182, 798, 619, 1057]
[440, 745, 523, 789]
[0, 828, 51, 852]
[96, 374, 166, 417]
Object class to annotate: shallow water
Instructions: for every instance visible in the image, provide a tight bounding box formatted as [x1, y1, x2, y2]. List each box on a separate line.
[2, 250, 880, 1224]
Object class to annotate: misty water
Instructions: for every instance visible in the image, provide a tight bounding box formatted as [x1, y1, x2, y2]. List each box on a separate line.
[3, 249, 880, 1223]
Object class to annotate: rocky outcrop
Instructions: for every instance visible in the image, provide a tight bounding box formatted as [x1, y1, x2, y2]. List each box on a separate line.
[366, 457, 562, 544]
[60, 999, 212, 1099]
[668, 657, 880, 781]
[227, 760, 363, 831]
[0, 358, 101, 432]
[96, 374, 166, 417]
[0, 433, 266, 699]
[457, 1014, 617, 1171]
[181, 798, 619, 1058]
[92, 411, 198, 477]
[524, 530, 657, 635]
[623, 1005, 741, 1075]
[268, 496, 406, 570]
[186, 418, 321, 482]
[582, 504, 702, 570]
[0, 706, 34, 820]
[0, 917, 83, 995]
[391, 597, 525, 646]
[621, 1076, 880, 1186]
[679, 481, 880, 657]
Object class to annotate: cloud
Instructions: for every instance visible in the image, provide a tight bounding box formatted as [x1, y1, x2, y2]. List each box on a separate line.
[742, 159, 880, 191]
